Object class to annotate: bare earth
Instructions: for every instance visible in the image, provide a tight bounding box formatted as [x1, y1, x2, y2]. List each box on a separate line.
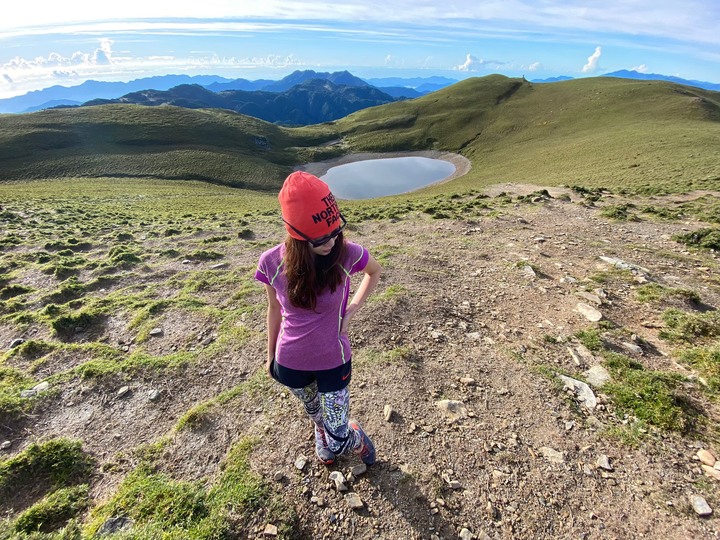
[2, 166, 720, 539]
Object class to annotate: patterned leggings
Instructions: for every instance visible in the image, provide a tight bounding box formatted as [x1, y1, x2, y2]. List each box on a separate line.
[288, 383, 360, 455]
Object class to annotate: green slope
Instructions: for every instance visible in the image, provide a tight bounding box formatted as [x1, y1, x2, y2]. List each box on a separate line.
[1, 75, 719, 194]
[336, 75, 720, 194]
[0, 105, 340, 189]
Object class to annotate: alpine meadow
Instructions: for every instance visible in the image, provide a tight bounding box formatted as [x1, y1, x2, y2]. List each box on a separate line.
[1, 74, 720, 539]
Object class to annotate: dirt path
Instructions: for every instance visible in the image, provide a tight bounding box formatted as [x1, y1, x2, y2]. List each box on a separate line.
[2, 188, 720, 539]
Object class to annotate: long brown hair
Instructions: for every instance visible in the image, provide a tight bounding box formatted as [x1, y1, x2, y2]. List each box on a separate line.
[285, 233, 347, 310]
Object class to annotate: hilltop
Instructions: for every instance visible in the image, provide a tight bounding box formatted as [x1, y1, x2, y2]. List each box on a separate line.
[1, 75, 719, 195]
[0, 173, 719, 538]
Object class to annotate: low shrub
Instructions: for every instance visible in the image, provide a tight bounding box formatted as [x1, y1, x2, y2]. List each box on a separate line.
[673, 228, 720, 250]
[190, 250, 224, 261]
[603, 353, 694, 432]
[51, 310, 100, 337]
[600, 204, 639, 221]
[660, 308, 720, 343]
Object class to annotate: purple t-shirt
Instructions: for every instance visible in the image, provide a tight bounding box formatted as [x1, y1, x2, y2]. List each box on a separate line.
[255, 241, 369, 371]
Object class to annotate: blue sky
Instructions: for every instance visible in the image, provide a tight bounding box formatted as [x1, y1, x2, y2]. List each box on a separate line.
[1, 1, 718, 99]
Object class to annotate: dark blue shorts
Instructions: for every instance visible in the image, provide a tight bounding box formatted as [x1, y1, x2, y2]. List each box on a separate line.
[270, 359, 352, 393]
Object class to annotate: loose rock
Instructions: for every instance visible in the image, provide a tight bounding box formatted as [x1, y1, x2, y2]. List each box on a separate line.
[583, 365, 611, 388]
[329, 471, 348, 491]
[620, 342, 643, 355]
[539, 447, 565, 464]
[459, 528, 474, 540]
[344, 492, 364, 510]
[701, 464, 720, 481]
[383, 404, 394, 422]
[689, 494, 712, 516]
[557, 374, 597, 409]
[294, 455, 308, 471]
[596, 454, 613, 471]
[576, 303, 602, 322]
[697, 449, 716, 467]
[576, 291, 602, 305]
[436, 399, 468, 421]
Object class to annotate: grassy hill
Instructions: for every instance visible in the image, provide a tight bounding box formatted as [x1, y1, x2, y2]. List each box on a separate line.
[337, 75, 720, 194]
[0, 105, 341, 190]
[1, 75, 718, 195]
[1, 75, 720, 539]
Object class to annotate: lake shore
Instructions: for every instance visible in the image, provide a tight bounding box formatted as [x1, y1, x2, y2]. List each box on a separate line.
[297, 150, 472, 183]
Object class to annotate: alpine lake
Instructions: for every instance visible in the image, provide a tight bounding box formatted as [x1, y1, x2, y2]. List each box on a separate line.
[320, 156, 456, 199]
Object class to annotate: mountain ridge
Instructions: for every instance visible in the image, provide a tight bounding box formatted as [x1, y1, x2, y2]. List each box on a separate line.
[81, 79, 398, 126]
[3, 69, 719, 115]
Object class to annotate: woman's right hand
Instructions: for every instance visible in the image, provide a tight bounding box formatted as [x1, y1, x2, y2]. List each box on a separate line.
[265, 357, 273, 378]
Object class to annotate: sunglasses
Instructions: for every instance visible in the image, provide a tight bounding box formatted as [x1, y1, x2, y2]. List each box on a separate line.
[282, 213, 347, 248]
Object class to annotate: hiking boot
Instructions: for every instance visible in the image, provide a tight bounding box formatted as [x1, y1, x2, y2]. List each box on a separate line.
[349, 420, 375, 465]
[315, 426, 336, 466]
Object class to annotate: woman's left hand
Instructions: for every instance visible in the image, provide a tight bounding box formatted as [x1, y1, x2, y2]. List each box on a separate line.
[340, 304, 359, 335]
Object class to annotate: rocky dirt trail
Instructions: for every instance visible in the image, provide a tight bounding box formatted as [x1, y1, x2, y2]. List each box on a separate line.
[3, 186, 720, 539]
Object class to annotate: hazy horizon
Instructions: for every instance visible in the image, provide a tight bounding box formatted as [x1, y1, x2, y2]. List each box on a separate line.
[1, 1, 719, 100]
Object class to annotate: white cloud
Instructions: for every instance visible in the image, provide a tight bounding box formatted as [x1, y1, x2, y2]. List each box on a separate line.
[582, 46, 602, 73]
[384, 54, 405, 67]
[528, 61, 541, 72]
[455, 54, 479, 71]
[93, 38, 114, 65]
[454, 53, 505, 72]
[3, 2, 719, 47]
[632, 63, 649, 73]
[2, 39, 115, 73]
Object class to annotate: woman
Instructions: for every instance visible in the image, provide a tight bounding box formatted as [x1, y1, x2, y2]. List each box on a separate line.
[255, 171, 381, 465]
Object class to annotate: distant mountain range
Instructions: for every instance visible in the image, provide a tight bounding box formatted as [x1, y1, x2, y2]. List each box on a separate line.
[83, 78, 399, 126]
[0, 69, 716, 117]
[0, 70, 447, 115]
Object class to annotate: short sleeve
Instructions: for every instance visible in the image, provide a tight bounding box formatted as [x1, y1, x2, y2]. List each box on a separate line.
[255, 266, 271, 285]
[345, 242, 369, 274]
[255, 246, 280, 286]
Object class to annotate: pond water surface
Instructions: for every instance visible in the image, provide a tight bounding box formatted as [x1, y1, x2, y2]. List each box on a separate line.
[320, 157, 455, 199]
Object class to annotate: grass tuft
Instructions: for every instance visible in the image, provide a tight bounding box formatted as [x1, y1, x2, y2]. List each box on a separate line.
[13, 485, 90, 534]
[679, 346, 720, 391]
[660, 308, 720, 343]
[0, 439, 95, 505]
[635, 283, 700, 304]
[84, 437, 277, 539]
[602, 352, 697, 433]
[673, 228, 720, 251]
